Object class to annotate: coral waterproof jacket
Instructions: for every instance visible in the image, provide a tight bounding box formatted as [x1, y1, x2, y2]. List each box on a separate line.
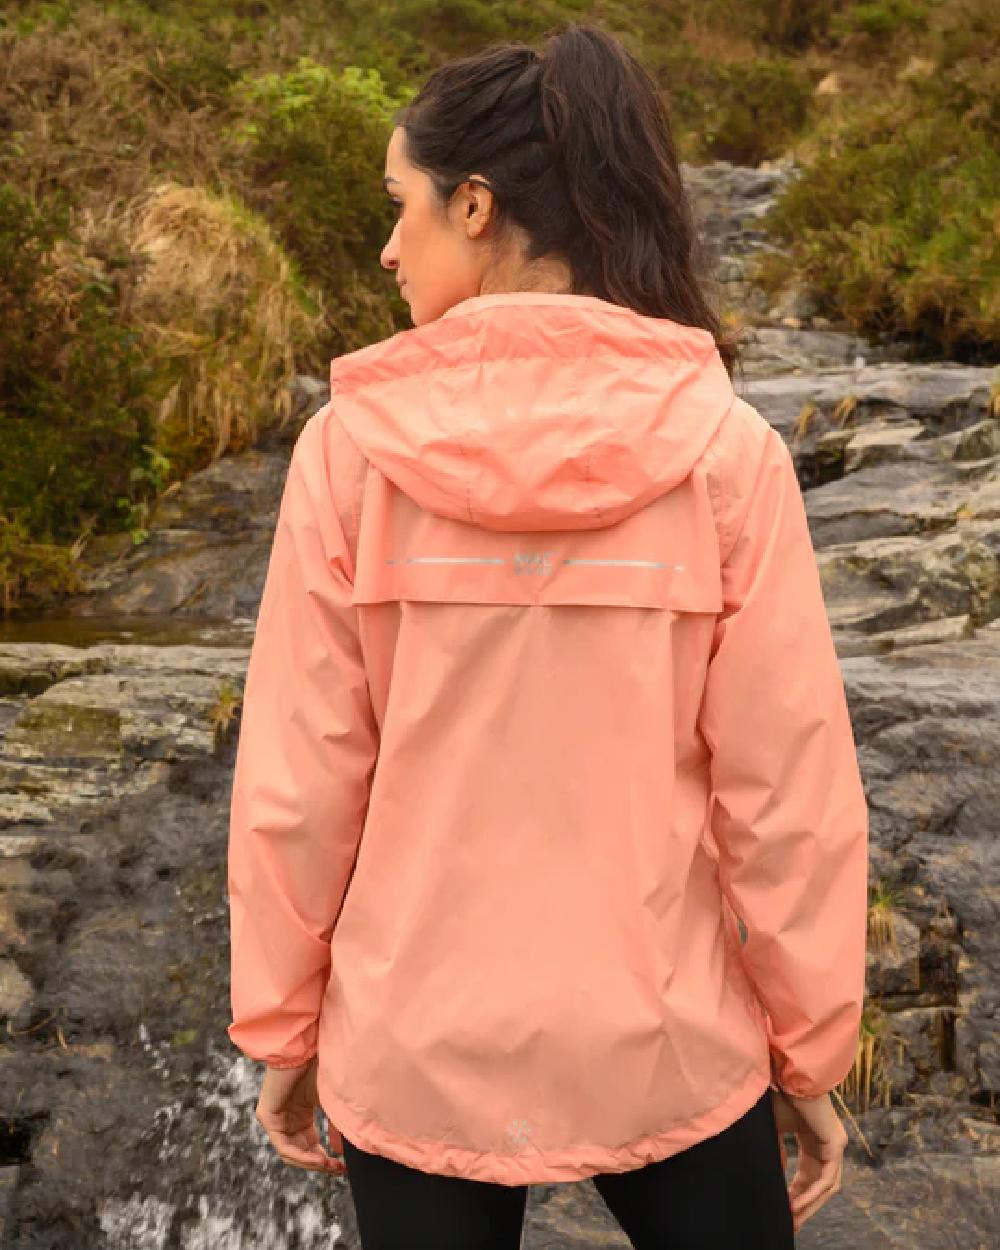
[227, 290, 869, 1185]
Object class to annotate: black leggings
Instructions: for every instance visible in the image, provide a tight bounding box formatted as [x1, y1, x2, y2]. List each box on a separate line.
[341, 1087, 795, 1249]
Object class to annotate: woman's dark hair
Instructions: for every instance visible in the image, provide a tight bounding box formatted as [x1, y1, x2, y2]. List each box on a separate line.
[392, 21, 742, 380]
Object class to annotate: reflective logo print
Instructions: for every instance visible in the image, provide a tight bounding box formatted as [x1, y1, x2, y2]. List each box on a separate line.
[504, 1118, 534, 1150]
[514, 551, 552, 575]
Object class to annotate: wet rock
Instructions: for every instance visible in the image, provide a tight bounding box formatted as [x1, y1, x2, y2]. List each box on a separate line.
[866, 911, 921, 997]
[740, 360, 996, 448]
[851, 614, 974, 658]
[792, 1151, 1000, 1249]
[819, 523, 998, 636]
[842, 631, 1000, 1107]
[767, 281, 822, 323]
[737, 325, 898, 378]
[58, 382, 328, 622]
[889, 1007, 956, 1086]
[0, 957, 32, 1023]
[806, 459, 984, 546]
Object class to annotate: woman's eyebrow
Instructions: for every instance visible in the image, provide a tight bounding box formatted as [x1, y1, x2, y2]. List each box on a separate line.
[383, 175, 402, 188]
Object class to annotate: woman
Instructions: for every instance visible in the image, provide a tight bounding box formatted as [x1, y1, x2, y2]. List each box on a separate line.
[226, 22, 869, 1250]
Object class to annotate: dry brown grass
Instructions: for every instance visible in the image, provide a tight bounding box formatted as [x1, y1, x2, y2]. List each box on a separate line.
[674, 11, 760, 64]
[0, 10, 225, 213]
[843, 1000, 904, 1114]
[790, 400, 820, 445]
[121, 180, 325, 469]
[867, 880, 906, 959]
[1, 8, 331, 478]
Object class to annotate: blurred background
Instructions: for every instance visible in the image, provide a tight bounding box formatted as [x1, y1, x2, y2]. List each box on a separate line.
[0, 0, 996, 616]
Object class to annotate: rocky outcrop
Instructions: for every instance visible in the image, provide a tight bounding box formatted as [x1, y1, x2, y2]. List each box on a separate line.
[0, 159, 997, 1248]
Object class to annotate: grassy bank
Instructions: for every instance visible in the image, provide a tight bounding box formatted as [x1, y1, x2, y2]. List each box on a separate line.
[1, 0, 996, 613]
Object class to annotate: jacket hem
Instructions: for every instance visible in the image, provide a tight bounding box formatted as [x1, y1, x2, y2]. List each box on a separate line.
[316, 1060, 773, 1186]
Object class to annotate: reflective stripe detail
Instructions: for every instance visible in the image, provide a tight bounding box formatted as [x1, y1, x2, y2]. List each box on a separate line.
[386, 557, 506, 565]
[386, 556, 684, 569]
[563, 558, 684, 570]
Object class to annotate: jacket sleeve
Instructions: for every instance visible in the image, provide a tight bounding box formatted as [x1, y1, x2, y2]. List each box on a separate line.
[697, 407, 869, 1099]
[227, 405, 379, 1069]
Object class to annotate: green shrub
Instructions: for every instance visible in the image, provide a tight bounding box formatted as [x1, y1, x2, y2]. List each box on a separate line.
[0, 183, 149, 612]
[832, 0, 929, 41]
[758, 105, 999, 357]
[0, 184, 154, 544]
[328, 0, 573, 81]
[919, 0, 999, 139]
[0, 512, 84, 617]
[228, 58, 415, 351]
[0, 184, 67, 393]
[680, 0, 851, 49]
[756, 0, 849, 47]
[673, 55, 814, 165]
[144, 39, 243, 110]
[0, 0, 78, 36]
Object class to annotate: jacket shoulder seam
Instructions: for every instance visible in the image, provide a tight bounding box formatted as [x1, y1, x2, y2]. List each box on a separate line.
[700, 397, 779, 566]
[700, 401, 741, 562]
[309, 399, 369, 578]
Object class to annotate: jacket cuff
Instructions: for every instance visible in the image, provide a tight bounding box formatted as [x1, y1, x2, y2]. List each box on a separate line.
[265, 1046, 319, 1070]
[769, 1053, 830, 1099]
[227, 1019, 319, 1070]
[770, 1079, 828, 1099]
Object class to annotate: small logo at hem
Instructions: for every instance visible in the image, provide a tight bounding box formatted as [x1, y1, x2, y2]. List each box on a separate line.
[504, 1117, 534, 1150]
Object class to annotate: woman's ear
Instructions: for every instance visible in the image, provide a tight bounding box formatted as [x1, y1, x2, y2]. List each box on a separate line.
[458, 176, 496, 238]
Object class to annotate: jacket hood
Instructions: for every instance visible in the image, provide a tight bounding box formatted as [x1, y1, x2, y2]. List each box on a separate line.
[328, 290, 736, 533]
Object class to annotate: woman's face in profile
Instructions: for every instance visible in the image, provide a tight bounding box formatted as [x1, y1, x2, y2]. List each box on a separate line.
[380, 125, 492, 325]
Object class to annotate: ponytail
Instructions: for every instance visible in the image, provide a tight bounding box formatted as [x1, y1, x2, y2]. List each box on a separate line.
[394, 22, 741, 379]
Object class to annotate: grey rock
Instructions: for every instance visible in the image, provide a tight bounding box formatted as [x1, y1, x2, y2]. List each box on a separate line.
[0, 957, 33, 1023]
[866, 911, 921, 997]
